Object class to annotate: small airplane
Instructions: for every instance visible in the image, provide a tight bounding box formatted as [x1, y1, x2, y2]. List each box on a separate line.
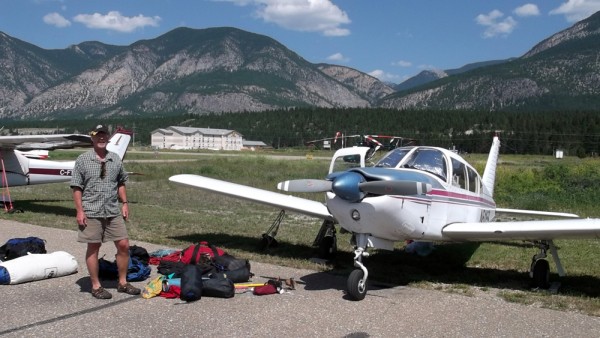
[307, 133, 416, 165]
[169, 135, 600, 300]
[0, 127, 131, 193]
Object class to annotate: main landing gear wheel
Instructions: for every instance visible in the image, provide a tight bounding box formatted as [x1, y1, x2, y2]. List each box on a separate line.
[531, 259, 550, 289]
[347, 269, 367, 301]
[313, 220, 337, 259]
[318, 235, 336, 259]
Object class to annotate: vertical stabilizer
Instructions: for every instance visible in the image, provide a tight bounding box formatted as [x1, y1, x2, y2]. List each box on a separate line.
[106, 127, 133, 160]
[481, 136, 500, 197]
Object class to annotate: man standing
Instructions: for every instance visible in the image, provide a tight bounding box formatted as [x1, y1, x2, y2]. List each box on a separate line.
[71, 124, 140, 299]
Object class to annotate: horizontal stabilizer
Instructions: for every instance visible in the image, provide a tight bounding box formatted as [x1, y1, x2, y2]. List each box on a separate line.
[495, 208, 579, 219]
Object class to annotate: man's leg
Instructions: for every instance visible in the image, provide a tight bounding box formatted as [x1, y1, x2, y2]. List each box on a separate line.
[86, 242, 102, 289]
[114, 238, 130, 286]
[114, 238, 140, 295]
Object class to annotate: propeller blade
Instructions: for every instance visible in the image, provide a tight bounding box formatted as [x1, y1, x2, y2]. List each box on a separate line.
[277, 179, 332, 193]
[359, 180, 432, 196]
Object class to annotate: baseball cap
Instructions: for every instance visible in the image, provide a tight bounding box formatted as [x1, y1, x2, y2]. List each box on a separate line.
[90, 124, 109, 136]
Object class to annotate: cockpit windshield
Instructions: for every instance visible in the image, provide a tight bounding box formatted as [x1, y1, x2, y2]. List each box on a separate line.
[401, 148, 447, 181]
[374, 148, 412, 168]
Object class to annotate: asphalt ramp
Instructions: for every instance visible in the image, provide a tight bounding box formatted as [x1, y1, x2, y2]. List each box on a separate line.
[1, 219, 600, 337]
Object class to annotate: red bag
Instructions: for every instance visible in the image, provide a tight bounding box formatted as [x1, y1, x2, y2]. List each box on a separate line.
[180, 242, 225, 265]
[253, 280, 282, 296]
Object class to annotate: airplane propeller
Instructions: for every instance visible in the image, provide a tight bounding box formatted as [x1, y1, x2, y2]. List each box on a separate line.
[278, 171, 432, 203]
[277, 179, 332, 193]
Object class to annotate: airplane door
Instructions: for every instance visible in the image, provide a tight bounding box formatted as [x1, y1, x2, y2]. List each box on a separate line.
[328, 147, 371, 174]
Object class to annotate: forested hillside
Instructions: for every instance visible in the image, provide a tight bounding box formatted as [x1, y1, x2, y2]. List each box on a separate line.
[3, 108, 599, 156]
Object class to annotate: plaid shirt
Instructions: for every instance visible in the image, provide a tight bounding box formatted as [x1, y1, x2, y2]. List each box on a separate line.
[70, 149, 128, 218]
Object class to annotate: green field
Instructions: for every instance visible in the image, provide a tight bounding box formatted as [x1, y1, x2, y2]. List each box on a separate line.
[2, 148, 600, 315]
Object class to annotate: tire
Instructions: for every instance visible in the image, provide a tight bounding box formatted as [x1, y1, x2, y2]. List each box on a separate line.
[532, 259, 550, 289]
[347, 269, 367, 301]
[259, 234, 278, 250]
[318, 235, 336, 259]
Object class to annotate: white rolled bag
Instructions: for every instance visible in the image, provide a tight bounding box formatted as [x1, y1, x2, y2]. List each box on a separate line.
[0, 251, 78, 285]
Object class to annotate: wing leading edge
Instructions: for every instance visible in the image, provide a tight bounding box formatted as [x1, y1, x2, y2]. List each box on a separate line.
[443, 218, 600, 241]
[169, 174, 334, 221]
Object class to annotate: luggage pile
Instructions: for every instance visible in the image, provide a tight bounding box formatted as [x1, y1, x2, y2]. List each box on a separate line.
[143, 241, 253, 302]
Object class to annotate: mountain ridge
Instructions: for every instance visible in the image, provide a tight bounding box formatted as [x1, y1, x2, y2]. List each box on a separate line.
[0, 12, 599, 120]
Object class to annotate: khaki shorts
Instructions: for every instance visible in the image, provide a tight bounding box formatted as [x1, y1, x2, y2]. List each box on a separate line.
[77, 217, 128, 243]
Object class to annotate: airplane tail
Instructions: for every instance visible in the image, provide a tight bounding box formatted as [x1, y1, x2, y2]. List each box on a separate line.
[106, 127, 133, 160]
[481, 135, 500, 197]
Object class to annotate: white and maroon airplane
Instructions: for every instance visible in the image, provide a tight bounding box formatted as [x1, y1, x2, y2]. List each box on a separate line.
[0, 127, 131, 188]
[169, 136, 600, 300]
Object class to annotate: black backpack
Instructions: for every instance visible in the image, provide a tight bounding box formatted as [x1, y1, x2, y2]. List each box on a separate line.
[0, 237, 46, 261]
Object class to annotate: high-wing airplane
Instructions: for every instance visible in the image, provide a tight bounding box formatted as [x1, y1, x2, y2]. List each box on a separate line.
[0, 127, 131, 191]
[169, 135, 600, 300]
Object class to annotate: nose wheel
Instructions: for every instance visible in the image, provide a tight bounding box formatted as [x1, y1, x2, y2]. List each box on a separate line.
[347, 234, 370, 300]
[347, 269, 367, 300]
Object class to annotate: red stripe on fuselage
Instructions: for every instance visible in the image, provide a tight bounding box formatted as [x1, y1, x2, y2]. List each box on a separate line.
[429, 189, 495, 208]
[29, 168, 73, 176]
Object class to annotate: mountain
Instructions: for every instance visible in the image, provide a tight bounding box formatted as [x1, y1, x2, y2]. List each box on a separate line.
[1, 12, 600, 120]
[393, 59, 514, 92]
[0, 27, 390, 120]
[380, 11, 600, 111]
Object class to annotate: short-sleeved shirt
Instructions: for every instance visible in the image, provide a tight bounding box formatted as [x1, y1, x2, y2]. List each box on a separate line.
[70, 149, 128, 218]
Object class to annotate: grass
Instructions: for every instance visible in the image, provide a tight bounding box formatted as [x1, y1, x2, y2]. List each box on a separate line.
[2, 148, 600, 316]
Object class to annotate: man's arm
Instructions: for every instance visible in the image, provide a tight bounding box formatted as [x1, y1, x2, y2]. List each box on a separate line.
[72, 187, 87, 226]
[118, 184, 129, 221]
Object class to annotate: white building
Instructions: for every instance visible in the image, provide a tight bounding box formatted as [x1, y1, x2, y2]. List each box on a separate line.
[151, 126, 243, 150]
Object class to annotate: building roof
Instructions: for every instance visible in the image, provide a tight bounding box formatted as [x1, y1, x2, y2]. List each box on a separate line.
[243, 140, 268, 147]
[151, 126, 242, 137]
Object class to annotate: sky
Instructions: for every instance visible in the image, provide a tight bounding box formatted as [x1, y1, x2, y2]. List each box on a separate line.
[1, 0, 600, 84]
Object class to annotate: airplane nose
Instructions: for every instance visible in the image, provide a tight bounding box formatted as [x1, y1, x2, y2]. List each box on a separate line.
[332, 171, 365, 202]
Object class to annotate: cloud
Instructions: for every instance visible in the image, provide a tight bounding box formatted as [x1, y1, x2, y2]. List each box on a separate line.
[392, 60, 412, 67]
[326, 53, 349, 62]
[550, 0, 600, 22]
[218, 0, 351, 36]
[43, 12, 71, 28]
[73, 11, 161, 33]
[514, 4, 540, 17]
[368, 69, 400, 82]
[475, 10, 517, 38]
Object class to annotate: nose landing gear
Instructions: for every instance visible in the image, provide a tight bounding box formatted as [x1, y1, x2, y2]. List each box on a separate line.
[347, 233, 370, 301]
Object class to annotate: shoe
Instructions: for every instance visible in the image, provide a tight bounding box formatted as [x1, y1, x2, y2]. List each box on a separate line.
[92, 287, 112, 299]
[117, 282, 141, 295]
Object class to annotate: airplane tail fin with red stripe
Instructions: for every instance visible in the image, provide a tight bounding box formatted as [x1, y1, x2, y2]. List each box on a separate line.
[106, 127, 133, 160]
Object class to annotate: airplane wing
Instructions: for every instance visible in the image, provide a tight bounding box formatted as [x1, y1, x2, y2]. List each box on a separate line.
[442, 218, 600, 241]
[169, 174, 334, 221]
[0, 134, 92, 150]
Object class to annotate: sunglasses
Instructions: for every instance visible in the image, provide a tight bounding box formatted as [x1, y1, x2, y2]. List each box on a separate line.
[100, 161, 106, 179]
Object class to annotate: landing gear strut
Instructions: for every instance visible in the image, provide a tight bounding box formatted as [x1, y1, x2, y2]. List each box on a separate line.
[347, 233, 370, 301]
[529, 240, 564, 289]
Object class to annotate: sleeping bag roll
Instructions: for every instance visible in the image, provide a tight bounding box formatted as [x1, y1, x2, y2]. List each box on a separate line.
[0, 251, 78, 285]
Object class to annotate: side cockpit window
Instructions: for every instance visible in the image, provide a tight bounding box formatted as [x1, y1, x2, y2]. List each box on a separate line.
[467, 167, 479, 193]
[402, 148, 447, 181]
[451, 158, 467, 189]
